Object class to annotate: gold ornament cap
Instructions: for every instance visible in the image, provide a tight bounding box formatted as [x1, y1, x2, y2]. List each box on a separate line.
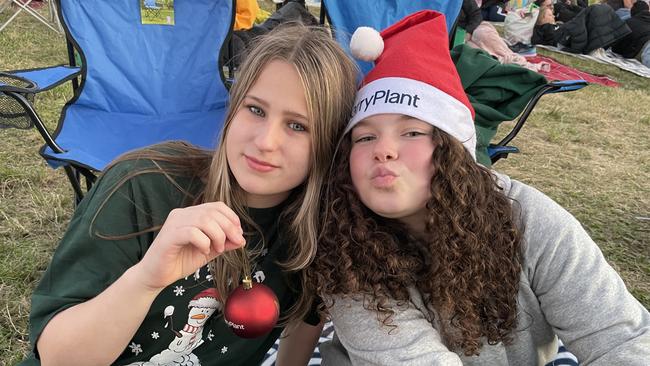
[242, 276, 253, 290]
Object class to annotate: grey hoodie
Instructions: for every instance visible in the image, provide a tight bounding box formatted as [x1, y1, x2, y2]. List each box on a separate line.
[320, 173, 650, 366]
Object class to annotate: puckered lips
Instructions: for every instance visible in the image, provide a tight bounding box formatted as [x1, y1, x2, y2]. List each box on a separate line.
[370, 166, 398, 187]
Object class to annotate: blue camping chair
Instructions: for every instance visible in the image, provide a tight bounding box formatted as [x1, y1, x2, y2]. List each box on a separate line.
[0, 0, 234, 203]
[320, 0, 588, 165]
[321, 0, 462, 75]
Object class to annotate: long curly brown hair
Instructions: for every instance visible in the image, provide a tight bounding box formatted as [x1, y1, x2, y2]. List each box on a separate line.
[309, 127, 523, 356]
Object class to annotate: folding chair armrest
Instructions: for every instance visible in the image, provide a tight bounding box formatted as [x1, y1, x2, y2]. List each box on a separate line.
[5, 65, 81, 93]
[488, 144, 520, 164]
[1, 69, 69, 153]
[0, 67, 80, 152]
[547, 80, 589, 94]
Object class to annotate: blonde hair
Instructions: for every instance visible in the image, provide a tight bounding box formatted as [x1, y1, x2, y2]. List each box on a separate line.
[207, 24, 358, 324]
[537, 6, 554, 25]
[97, 23, 358, 326]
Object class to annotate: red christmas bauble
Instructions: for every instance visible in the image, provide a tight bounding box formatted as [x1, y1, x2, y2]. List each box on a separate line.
[223, 281, 279, 338]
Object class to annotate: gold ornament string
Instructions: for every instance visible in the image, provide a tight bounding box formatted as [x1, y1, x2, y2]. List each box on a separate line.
[239, 246, 253, 290]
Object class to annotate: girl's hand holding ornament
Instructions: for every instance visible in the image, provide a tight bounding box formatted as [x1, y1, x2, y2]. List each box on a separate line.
[134, 202, 246, 291]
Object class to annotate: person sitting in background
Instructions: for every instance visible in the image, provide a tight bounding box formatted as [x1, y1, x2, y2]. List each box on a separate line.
[532, 5, 563, 46]
[604, 0, 635, 19]
[532, 2, 631, 54]
[234, 0, 261, 30]
[611, 0, 650, 67]
[480, 0, 508, 22]
[537, 0, 554, 13]
[223, 0, 318, 69]
[554, 0, 588, 22]
[459, 0, 547, 71]
[458, 0, 483, 38]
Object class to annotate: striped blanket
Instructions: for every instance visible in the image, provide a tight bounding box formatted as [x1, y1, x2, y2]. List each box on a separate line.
[262, 322, 580, 365]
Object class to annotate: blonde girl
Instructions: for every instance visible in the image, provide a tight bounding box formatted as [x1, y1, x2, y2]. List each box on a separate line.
[24, 24, 358, 366]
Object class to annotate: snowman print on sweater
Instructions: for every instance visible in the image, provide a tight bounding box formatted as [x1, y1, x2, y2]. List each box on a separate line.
[124, 287, 221, 366]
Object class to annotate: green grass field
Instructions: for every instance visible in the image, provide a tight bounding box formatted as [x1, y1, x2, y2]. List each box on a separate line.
[1, 2, 649, 364]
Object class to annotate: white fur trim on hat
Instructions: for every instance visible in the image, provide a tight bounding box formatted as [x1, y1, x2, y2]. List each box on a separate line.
[188, 295, 221, 310]
[350, 27, 384, 62]
[346, 77, 476, 159]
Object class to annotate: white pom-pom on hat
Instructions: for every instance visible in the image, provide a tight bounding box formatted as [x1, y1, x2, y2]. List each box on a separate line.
[350, 26, 384, 62]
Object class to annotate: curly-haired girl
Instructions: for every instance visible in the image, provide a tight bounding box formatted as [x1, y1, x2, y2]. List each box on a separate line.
[310, 10, 650, 366]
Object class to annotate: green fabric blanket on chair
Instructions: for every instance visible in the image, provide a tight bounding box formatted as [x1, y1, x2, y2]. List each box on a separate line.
[451, 45, 547, 166]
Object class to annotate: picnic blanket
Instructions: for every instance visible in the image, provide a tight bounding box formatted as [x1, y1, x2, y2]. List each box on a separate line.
[527, 54, 620, 87]
[536, 44, 650, 78]
[261, 321, 580, 365]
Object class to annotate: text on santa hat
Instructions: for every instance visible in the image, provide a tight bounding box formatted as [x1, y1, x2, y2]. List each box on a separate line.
[353, 90, 421, 115]
[225, 319, 244, 330]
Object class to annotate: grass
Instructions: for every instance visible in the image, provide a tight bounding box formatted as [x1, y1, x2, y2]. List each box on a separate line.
[1, 5, 74, 365]
[1, 1, 649, 364]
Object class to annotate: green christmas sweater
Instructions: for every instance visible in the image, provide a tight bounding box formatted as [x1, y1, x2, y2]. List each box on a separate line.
[22, 157, 316, 366]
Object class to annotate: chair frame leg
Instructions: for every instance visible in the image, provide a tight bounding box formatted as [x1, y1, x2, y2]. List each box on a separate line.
[62, 165, 84, 204]
[0, 0, 62, 33]
[6, 90, 95, 203]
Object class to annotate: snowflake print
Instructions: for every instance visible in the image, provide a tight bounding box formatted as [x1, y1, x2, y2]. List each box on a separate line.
[207, 329, 214, 341]
[221, 346, 228, 354]
[151, 331, 159, 339]
[173, 285, 185, 296]
[261, 248, 269, 256]
[129, 342, 143, 355]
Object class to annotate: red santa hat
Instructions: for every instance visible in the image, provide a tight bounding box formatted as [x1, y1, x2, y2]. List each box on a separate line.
[188, 288, 221, 310]
[346, 10, 476, 159]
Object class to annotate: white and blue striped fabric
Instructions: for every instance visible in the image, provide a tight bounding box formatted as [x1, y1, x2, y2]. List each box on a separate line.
[262, 322, 336, 365]
[547, 340, 580, 366]
[261, 322, 580, 365]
